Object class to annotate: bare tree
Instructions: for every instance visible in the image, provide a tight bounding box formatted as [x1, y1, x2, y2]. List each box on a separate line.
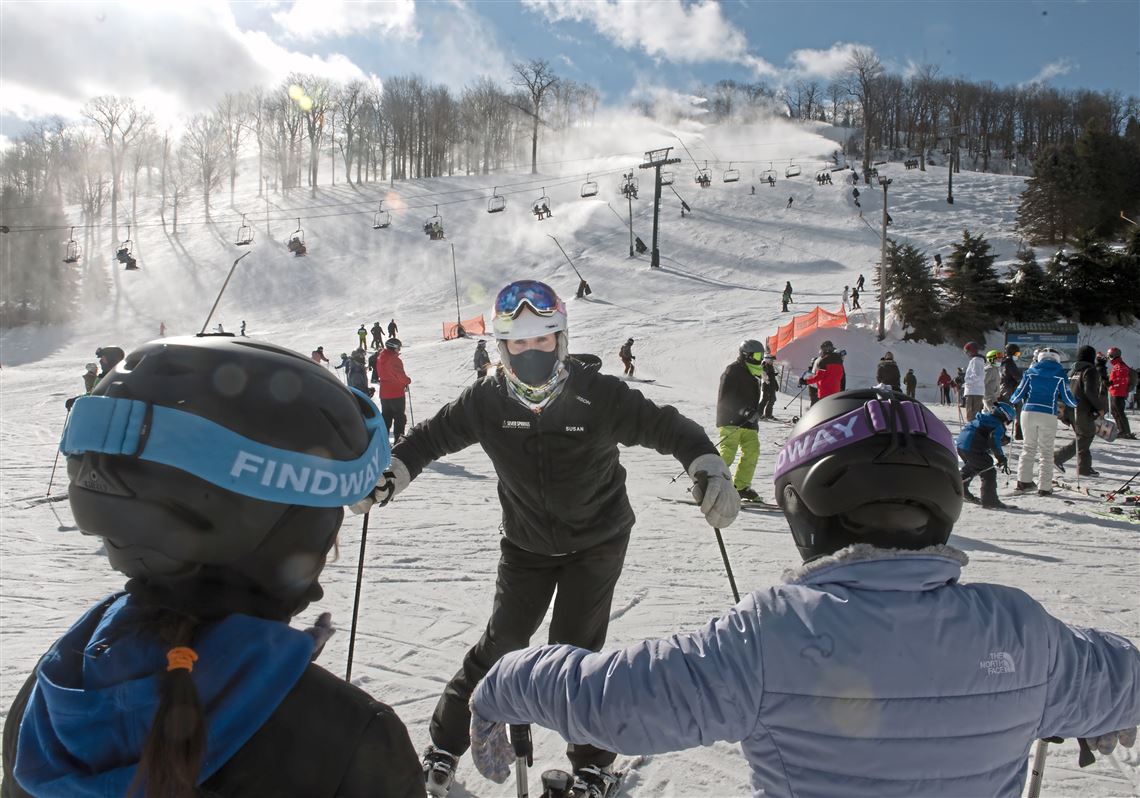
[842, 48, 884, 173]
[216, 92, 250, 205]
[512, 59, 559, 174]
[82, 96, 152, 242]
[335, 80, 367, 185]
[297, 76, 333, 196]
[180, 112, 226, 220]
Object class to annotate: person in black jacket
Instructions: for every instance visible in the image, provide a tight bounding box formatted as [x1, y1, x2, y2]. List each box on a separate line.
[759, 353, 778, 419]
[352, 280, 738, 797]
[717, 340, 765, 501]
[2, 336, 423, 798]
[875, 352, 901, 391]
[1054, 345, 1108, 476]
[95, 345, 125, 378]
[1000, 342, 1024, 439]
[473, 339, 492, 378]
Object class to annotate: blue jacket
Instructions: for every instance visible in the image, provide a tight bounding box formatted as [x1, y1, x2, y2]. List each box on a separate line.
[12, 594, 314, 797]
[472, 545, 1140, 798]
[956, 411, 1007, 458]
[1010, 360, 1077, 415]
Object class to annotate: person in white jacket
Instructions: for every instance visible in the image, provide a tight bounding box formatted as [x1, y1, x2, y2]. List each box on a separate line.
[962, 341, 986, 421]
[467, 390, 1138, 798]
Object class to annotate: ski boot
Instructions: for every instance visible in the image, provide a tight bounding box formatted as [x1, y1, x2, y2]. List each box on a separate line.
[738, 486, 762, 502]
[1015, 481, 1037, 492]
[572, 765, 622, 798]
[962, 488, 980, 505]
[422, 746, 460, 797]
[540, 769, 576, 798]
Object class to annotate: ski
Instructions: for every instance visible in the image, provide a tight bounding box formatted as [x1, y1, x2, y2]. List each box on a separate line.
[1090, 507, 1140, 524]
[536, 766, 627, 797]
[621, 377, 656, 383]
[17, 493, 69, 508]
[658, 496, 781, 512]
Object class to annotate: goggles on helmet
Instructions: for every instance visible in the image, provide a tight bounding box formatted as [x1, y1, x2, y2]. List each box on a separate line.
[60, 390, 390, 508]
[494, 280, 564, 320]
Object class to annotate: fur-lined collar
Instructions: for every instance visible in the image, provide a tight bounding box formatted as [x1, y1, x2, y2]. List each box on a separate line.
[782, 543, 969, 585]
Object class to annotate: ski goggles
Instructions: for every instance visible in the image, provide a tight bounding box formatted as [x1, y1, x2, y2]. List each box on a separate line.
[774, 398, 954, 482]
[60, 390, 390, 508]
[493, 280, 565, 321]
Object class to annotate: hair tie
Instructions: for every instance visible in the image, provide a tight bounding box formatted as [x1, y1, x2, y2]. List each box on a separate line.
[166, 646, 198, 673]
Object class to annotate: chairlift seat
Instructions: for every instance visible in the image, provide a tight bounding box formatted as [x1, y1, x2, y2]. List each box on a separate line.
[660, 171, 674, 186]
[723, 169, 740, 183]
[488, 195, 506, 214]
[580, 182, 598, 198]
[785, 165, 802, 178]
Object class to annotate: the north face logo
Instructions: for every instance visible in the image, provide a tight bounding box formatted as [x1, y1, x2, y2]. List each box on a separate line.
[979, 652, 1016, 675]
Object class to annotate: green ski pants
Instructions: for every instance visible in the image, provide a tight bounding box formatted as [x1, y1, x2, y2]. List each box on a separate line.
[718, 425, 759, 490]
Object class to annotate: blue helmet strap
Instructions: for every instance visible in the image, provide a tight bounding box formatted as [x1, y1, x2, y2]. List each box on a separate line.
[60, 395, 390, 508]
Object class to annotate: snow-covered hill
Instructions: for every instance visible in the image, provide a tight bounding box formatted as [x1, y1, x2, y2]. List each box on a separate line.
[3, 119, 1138, 796]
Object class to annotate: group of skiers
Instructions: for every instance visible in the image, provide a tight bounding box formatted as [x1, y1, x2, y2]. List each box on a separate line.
[7, 281, 1138, 798]
[361, 319, 399, 350]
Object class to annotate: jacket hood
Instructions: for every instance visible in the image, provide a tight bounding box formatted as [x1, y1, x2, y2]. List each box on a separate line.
[1026, 359, 1067, 378]
[1076, 345, 1096, 364]
[782, 543, 968, 592]
[13, 594, 314, 797]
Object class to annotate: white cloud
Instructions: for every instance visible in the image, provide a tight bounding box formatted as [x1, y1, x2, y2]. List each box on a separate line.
[413, 1, 512, 89]
[0, 2, 369, 126]
[1023, 57, 1077, 86]
[786, 43, 864, 81]
[271, 0, 417, 42]
[523, 0, 776, 76]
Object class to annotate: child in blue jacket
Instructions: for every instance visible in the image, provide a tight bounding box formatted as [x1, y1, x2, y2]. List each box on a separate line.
[956, 401, 1015, 509]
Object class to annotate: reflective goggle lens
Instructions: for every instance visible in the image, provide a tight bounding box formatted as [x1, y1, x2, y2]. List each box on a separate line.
[494, 280, 562, 319]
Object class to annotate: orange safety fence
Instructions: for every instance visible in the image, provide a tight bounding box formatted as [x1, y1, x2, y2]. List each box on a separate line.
[442, 314, 486, 340]
[767, 305, 847, 357]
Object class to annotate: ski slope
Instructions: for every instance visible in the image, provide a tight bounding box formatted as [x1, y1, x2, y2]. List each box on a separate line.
[3, 119, 1139, 796]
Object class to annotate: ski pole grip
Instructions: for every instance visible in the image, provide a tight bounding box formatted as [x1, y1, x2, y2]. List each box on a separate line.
[510, 724, 533, 766]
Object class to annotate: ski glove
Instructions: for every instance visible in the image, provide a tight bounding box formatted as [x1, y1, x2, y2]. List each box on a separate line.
[349, 457, 411, 514]
[469, 705, 513, 785]
[303, 612, 335, 661]
[688, 453, 740, 528]
[996, 456, 1011, 475]
[1085, 726, 1136, 756]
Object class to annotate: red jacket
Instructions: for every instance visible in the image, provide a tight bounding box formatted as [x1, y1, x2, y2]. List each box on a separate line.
[804, 354, 845, 399]
[377, 349, 411, 399]
[1108, 356, 1131, 398]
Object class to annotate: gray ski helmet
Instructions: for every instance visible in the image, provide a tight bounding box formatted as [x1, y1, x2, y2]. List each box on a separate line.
[65, 336, 383, 615]
[774, 389, 962, 562]
[384, 337, 402, 350]
[819, 340, 836, 355]
[739, 339, 765, 362]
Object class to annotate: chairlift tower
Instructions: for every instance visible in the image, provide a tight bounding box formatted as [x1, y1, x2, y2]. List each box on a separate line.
[639, 146, 681, 268]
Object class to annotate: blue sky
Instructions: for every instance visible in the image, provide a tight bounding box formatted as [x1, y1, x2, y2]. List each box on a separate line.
[1, 0, 1137, 137]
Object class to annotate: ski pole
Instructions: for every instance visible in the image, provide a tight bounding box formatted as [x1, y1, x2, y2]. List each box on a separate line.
[1025, 738, 1049, 798]
[510, 724, 532, 798]
[713, 527, 740, 603]
[46, 402, 74, 497]
[406, 386, 414, 427]
[1108, 468, 1140, 501]
[783, 385, 806, 410]
[345, 510, 370, 682]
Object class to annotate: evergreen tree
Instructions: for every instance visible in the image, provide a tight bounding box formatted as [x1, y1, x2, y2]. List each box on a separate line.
[1105, 227, 1140, 325]
[1074, 121, 1140, 239]
[1016, 143, 1084, 243]
[1007, 249, 1061, 322]
[940, 229, 1006, 344]
[882, 239, 944, 343]
[1049, 231, 1115, 325]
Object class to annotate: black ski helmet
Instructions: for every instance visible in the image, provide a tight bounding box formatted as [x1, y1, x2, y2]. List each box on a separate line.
[774, 389, 962, 561]
[739, 339, 765, 361]
[63, 336, 388, 615]
[1004, 342, 1020, 358]
[385, 337, 402, 350]
[819, 340, 836, 355]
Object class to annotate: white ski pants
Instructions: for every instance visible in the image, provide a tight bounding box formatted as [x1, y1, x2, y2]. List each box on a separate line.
[1017, 410, 1058, 488]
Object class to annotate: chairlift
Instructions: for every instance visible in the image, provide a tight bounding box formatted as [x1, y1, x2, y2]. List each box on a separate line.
[372, 201, 390, 229]
[235, 214, 254, 246]
[287, 218, 307, 256]
[115, 224, 133, 264]
[487, 188, 506, 214]
[660, 170, 674, 187]
[580, 173, 599, 198]
[785, 163, 802, 178]
[620, 173, 639, 199]
[532, 189, 552, 220]
[424, 206, 445, 239]
[760, 163, 778, 184]
[695, 161, 712, 188]
[63, 226, 81, 264]
[722, 162, 741, 183]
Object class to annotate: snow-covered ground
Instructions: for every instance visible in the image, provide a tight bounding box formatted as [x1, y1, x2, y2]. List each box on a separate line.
[3, 120, 1139, 796]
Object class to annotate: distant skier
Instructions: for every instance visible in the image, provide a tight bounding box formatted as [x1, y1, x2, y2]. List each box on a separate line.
[388, 318, 399, 339]
[310, 346, 329, 366]
[159, 321, 166, 337]
[759, 353, 778, 419]
[468, 390, 1140, 798]
[781, 281, 793, 313]
[850, 286, 861, 309]
[962, 342, 986, 422]
[904, 368, 917, 398]
[619, 338, 635, 377]
[333, 352, 351, 381]
[933, 253, 943, 276]
[957, 401, 1017, 509]
[82, 363, 98, 394]
[1010, 347, 1077, 495]
[473, 340, 492, 379]
[856, 274, 865, 291]
[751, 185, 756, 195]
[357, 325, 368, 350]
[841, 286, 850, 310]
[716, 340, 766, 502]
[937, 368, 953, 405]
[240, 320, 247, 337]
[786, 196, 794, 209]
[371, 321, 384, 349]
[875, 352, 901, 392]
[801, 340, 844, 401]
[1107, 346, 1136, 439]
[377, 338, 411, 441]
[368, 348, 381, 384]
[345, 349, 369, 394]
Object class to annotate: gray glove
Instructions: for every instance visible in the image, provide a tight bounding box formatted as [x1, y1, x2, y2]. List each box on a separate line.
[349, 457, 411, 514]
[688, 453, 740, 528]
[469, 705, 513, 785]
[1085, 726, 1136, 756]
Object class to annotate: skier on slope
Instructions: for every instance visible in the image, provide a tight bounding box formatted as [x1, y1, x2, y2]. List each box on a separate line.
[357, 325, 368, 350]
[1107, 346, 1137, 439]
[781, 281, 793, 313]
[311, 346, 329, 366]
[758, 353, 778, 419]
[473, 340, 492, 379]
[875, 352, 901, 392]
[619, 338, 635, 377]
[962, 342, 986, 422]
[801, 340, 844, 401]
[983, 349, 1003, 410]
[467, 389, 1140, 798]
[378, 338, 412, 442]
[904, 367, 917, 398]
[388, 319, 399, 340]
[957, 400, 1016, 509]
[350, 279, 737, 797]
[371, 321, 384, 349]
[2, 337, 423, 797]
[716, 340, 765, 502]
[1054, 345, 1107, 477]
[1010, 347, 1077, 496]
[345, 349, 370, 394]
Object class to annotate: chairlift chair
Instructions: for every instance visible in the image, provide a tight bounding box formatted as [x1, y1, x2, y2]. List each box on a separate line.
[620, 173, 639, 199]
[722, 162, 741, 183]
[580, 173, 598, 198]
[424, 206, 445, 239]
[532, 189, 552, 220]
[63, 227, 81, 264]
[487, 188, 506, 214]
[660, 170, 674, 187]
[760, 163, 778, 183]
[287, 218, 307, 256]
[115, 224, 134, 264]
[695, 161, 712, 188]
[372, 201, 391, 229]
[785, 163, 802, 178]
[235, 214, 254, 246]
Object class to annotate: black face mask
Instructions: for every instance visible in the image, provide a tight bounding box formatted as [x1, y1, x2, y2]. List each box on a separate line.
[510, 348, 558, 386]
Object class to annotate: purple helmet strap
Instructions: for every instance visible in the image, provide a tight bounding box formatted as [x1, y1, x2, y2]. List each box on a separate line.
[774, 399, 955, 482]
